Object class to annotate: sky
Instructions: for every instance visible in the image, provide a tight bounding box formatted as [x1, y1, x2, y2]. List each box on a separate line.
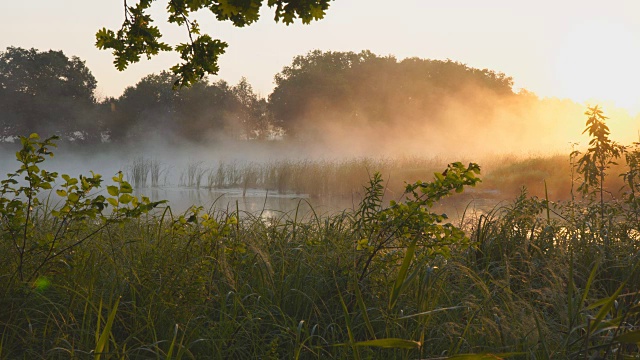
[1, 0, 639, 113]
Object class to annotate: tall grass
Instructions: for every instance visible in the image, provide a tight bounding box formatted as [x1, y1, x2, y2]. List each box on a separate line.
[2, 118, 640, 358]
[1, 176, 639, 359]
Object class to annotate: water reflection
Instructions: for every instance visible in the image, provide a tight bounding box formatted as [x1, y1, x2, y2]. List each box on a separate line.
[134, 186, 497, 223]
[134, 187, 353, 217]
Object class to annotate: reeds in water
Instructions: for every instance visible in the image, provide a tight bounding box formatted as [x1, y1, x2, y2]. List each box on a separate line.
[128, 156, 150, 188]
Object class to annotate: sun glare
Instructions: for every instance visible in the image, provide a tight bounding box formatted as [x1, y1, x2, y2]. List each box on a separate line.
[553, 20, 640, 114]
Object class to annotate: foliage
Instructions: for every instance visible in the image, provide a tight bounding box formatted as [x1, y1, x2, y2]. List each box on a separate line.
[353, 163, 481, 286]
[0, 134, 164, 283]
[574, 105, 625, 200]
[95, 0, 334, 87]
[0, 47, 100, 141]
[621, 141, 640, 222]
[109, 71, 270, 142]
[268, 50, 514, 136]
[230, 77, 276, 139]
[571, 106, 626, 249]
[0, 46, 577, 143]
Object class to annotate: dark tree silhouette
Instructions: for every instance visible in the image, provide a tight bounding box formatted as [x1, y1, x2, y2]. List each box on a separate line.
[0, 47, 99, 142]
[109, 71, 268, 143]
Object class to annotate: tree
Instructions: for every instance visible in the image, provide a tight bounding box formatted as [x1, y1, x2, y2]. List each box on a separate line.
[0, 47, 100, 141]
[95, 0, 334, 88]
[230, 77, 275, 139]
[108, 71, 264, 142]
[107, 71, 179, 141]
[268, 50, 515, 137]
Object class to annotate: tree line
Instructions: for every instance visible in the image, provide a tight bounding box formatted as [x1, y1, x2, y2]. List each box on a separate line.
[1, 46, 540, 145]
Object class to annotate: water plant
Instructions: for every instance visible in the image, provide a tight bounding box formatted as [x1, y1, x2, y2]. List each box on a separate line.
[149, 158, 170, 187]
[128, 156, 150, 188]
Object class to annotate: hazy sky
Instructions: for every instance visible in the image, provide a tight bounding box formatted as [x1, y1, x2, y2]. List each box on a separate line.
[1, 0, 639, 113]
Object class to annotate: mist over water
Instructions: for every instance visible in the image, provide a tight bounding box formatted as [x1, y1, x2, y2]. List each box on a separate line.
[3, 92, 639, 216]
[2, 50, 640, 215]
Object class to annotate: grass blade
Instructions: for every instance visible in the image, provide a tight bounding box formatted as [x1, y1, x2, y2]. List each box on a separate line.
[447, 353, 524, 359]
[354, 281, 376, 339]
[353, 338, 421, 349]
[389, 237, 418, 310]
[94, 297, 120, 360]
[614, 329, 640, 344]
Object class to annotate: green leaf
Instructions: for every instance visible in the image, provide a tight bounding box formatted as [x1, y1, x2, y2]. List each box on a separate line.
[354, 338, 421, 349]
[119, 194, 133, 204]
[308, 5, 325, 20]
[68, 193, 79, 203]
[398, 306, 466, 319]
[119, 183, 133, 194]
[447, 353, 524, 360]
[615, 330, 640, 344]
[56, 189, 67, 197]
[107, 185, 119, 196]
[107, 198, 118, 207]
[33, 276, 51, 292]
[354, 283, 375, 339]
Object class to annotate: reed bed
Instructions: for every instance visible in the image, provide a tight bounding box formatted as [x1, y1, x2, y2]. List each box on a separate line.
[127, 157, 169, 188]
[1, 178, 639, 359]
[130, 154, 625, 205]
[128, 156, 150, 188]
[172, 157, 446, 198]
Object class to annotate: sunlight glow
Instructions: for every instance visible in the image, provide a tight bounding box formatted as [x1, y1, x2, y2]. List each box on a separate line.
[553, 20, 640, 114]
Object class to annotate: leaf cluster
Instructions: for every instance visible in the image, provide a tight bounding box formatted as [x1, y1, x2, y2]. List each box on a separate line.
[96, 0, 333, 87]
[96, 1, 171, 71]
[574, 105, 625, 197]
[0, 134, 166, 283]
[354, 162, 481, 285]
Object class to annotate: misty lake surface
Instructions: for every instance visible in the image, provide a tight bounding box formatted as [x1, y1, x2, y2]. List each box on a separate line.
[0, 147, 497, 222]
[134, 186, 358, 217]
[133, 186, 496, 223]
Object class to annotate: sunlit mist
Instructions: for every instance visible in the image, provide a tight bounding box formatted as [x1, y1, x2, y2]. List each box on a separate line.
[552, 19, 640, 114]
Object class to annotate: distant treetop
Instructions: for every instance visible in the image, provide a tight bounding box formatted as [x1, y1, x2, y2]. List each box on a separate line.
[0, 47, 99, 140]
[268, 50, 515, 136]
